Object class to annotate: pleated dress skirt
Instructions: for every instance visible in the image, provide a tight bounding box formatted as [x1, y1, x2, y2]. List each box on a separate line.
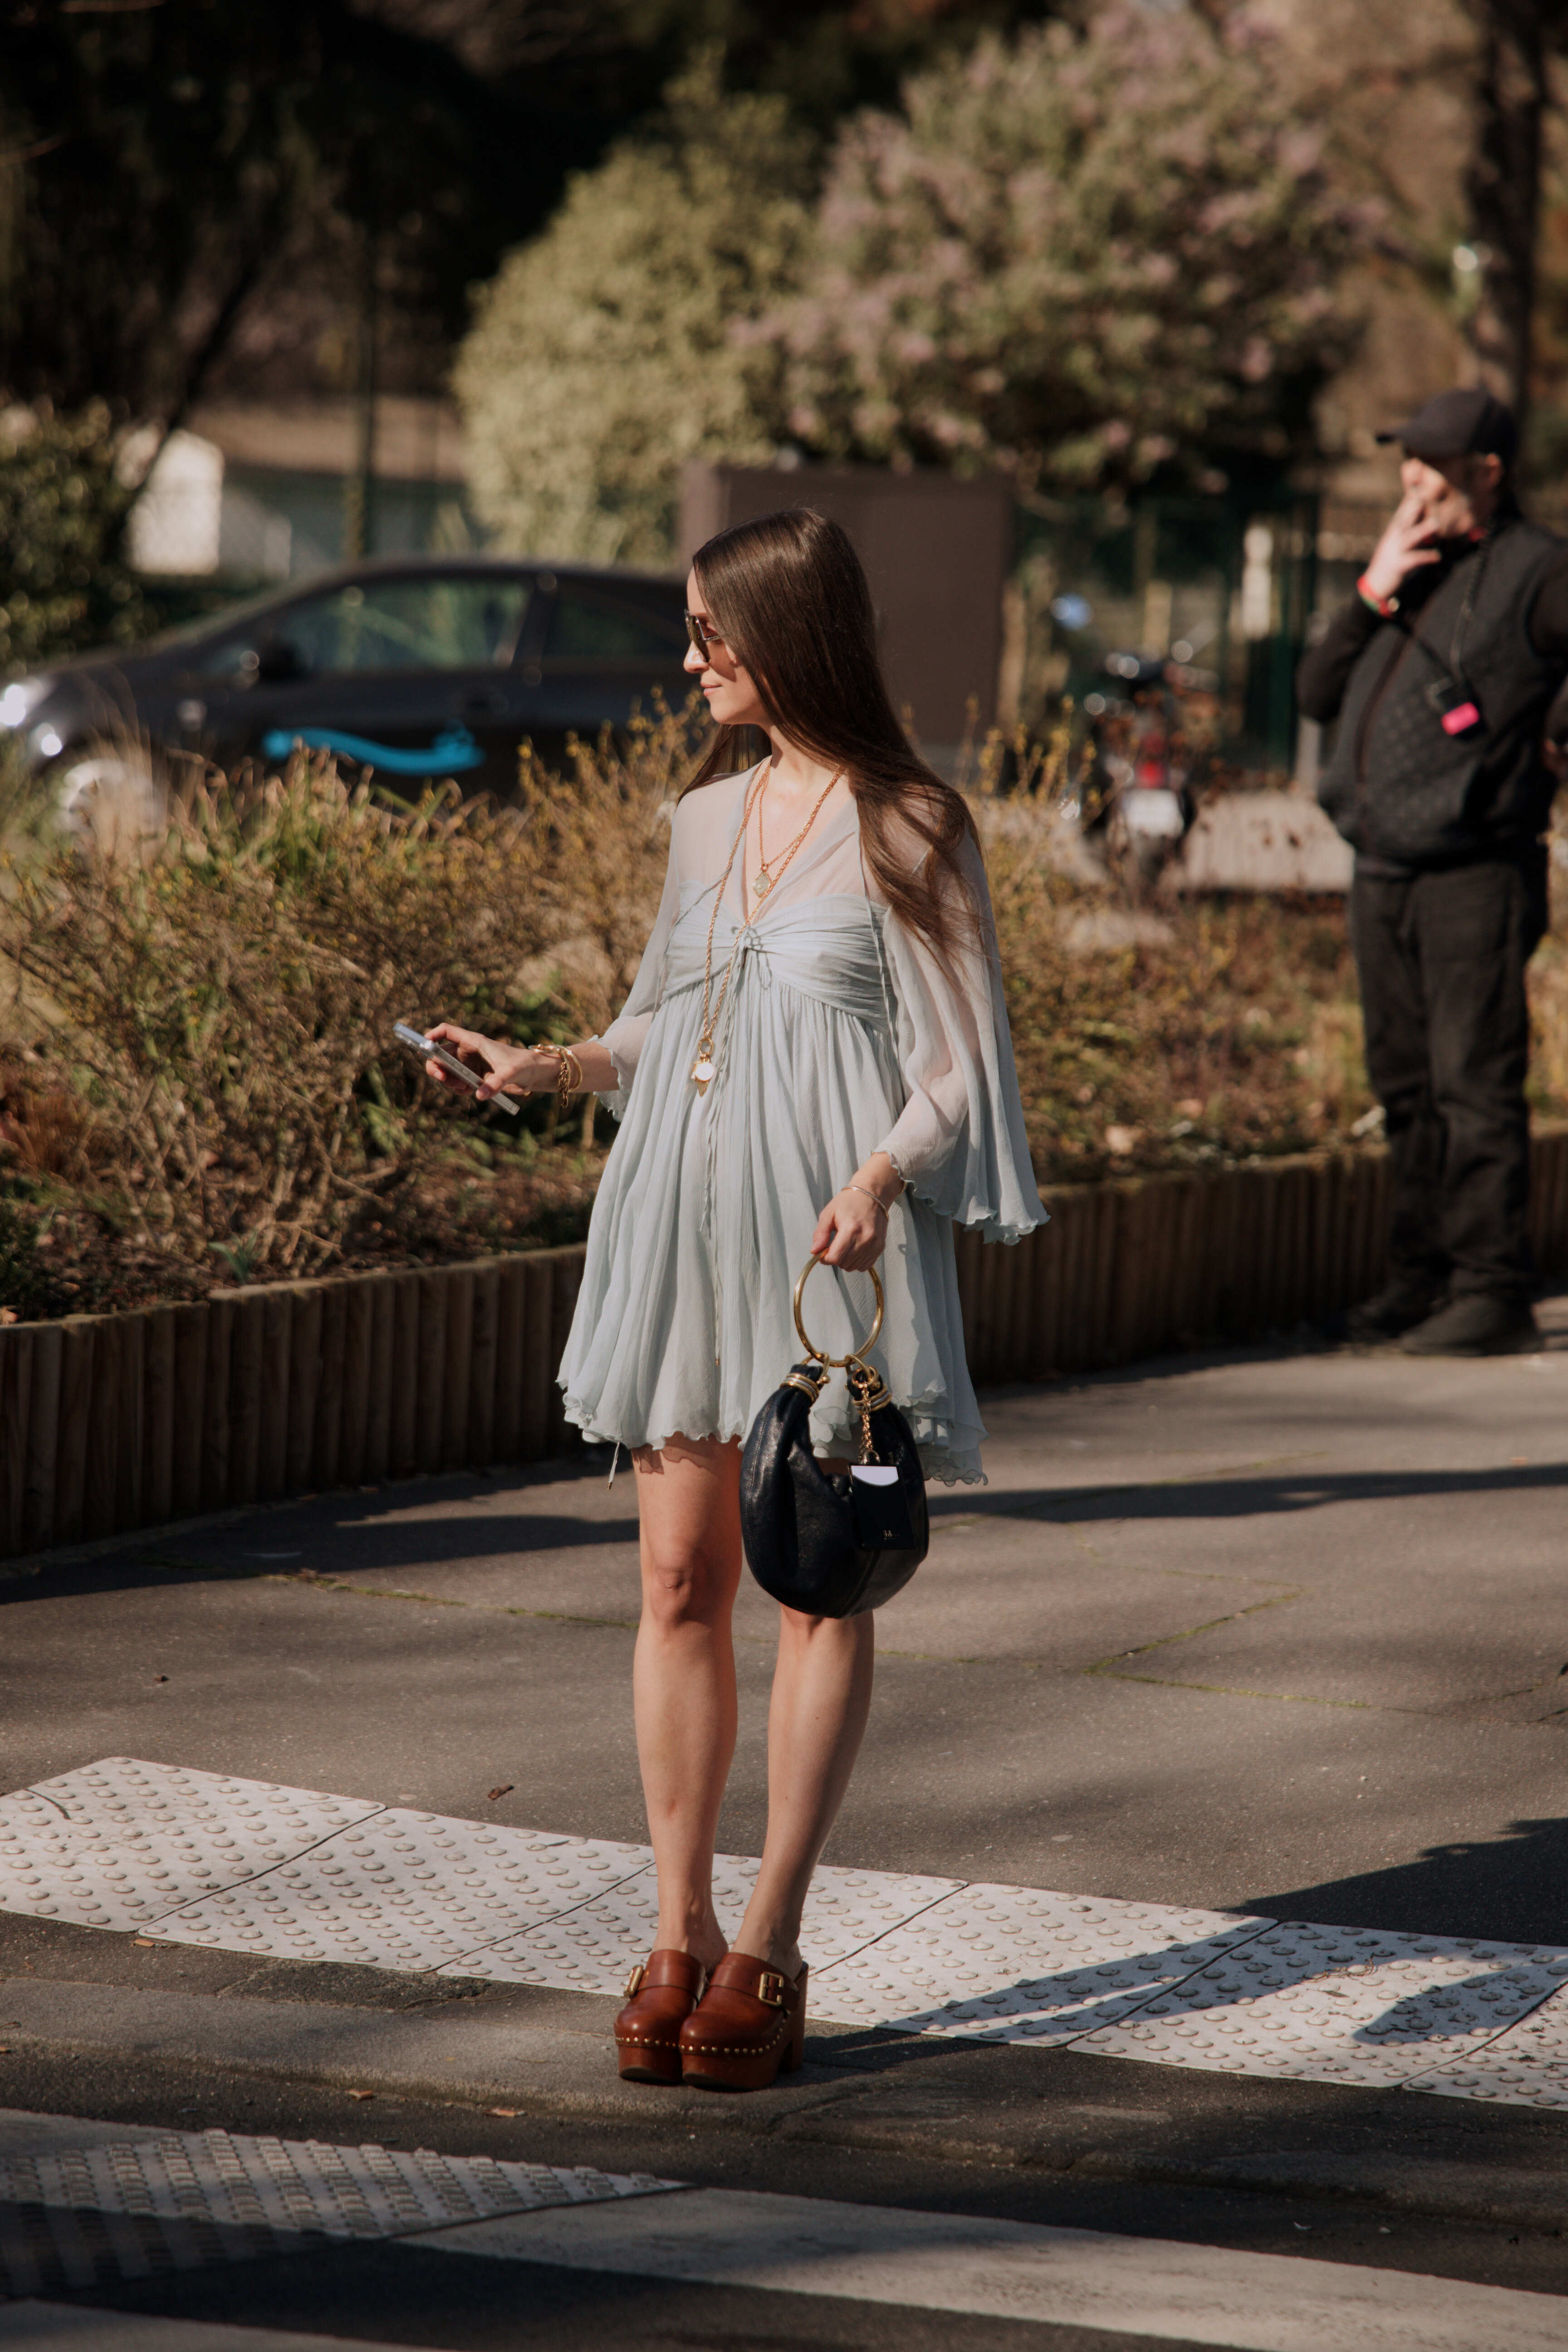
[558, 891, 989, 1483]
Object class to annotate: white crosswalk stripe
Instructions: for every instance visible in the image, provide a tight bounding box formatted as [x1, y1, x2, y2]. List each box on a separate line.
[414, 2185, 1568, 2351]
[4, 1758, 1568, 2107]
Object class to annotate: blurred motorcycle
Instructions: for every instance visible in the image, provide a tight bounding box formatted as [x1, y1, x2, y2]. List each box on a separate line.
[1081, 652, 1199, 882]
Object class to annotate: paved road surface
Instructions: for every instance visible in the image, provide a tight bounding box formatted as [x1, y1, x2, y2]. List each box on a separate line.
[2, 1307, 1567, 2345]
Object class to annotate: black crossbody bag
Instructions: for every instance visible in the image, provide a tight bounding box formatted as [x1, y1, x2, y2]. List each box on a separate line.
[740, 1257, 929, 1618]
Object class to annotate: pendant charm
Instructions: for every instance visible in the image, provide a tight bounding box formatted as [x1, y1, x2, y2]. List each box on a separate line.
[691, 1051, 715, 1093]
[753, 870, 772, 898]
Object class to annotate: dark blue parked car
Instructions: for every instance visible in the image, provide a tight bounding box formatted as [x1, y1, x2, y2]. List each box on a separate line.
[1, 555, 691, 813]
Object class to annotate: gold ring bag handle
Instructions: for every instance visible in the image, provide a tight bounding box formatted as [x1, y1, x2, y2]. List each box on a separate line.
[792, 1254, 885, 1368]
[743, 1253, 926, 1617]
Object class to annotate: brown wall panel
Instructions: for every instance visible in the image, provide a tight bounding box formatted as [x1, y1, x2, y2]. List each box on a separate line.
[81, 1316, 122, 1542]
[169, 1305, 208, 1522]
[200, 1297, 235, 1515]
[441, 1266, 475, 1472]
[284, 1287, 323, 1495]
[227, 1295, 264, 1510]
[142, 1303, 179, 1529]
[469, 1262, 499, 1469]
[0, 1327, 31, 1558]
[257, 1288, 293, 1504]
[363, 1275, 396, 1486]
[10, 1124, 1568, 1562]
[21, 1321, 62, 1555]
[117, 1312, 145, 1531]
[389, 1272, 421, 1480]
[338, 1278, 374, 1490]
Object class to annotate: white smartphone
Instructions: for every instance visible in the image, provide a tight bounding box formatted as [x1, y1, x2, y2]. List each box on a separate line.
[394, 1021, 521, 1116]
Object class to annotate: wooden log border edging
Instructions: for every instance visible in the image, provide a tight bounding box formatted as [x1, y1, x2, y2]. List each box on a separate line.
[5, 1127, 1568, 1563]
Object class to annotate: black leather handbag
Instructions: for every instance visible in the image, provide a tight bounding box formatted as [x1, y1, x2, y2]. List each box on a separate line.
[740, 1257, 929, 1618]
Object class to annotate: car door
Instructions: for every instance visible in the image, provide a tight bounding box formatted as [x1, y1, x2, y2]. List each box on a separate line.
[178, 568, 536, 797]
[524, 573, 691, 762]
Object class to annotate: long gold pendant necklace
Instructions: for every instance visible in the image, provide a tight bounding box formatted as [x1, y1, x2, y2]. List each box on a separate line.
[690, 761, 842, 1093]
[753, 766, 840, 899]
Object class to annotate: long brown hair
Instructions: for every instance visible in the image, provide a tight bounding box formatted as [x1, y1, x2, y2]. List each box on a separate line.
[683, 507, 981, 962]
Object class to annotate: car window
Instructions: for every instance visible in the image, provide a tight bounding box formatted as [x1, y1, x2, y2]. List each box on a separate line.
[543, 585, 685, 662]
[196, 576, 532, 677]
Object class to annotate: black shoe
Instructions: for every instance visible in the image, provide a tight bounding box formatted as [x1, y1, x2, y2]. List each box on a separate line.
[1398, 1294, 1539, 1357]
[1345, 1278, 1442, 1345]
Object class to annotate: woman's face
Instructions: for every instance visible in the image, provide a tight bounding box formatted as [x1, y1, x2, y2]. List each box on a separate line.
[684, 567, 769, 730]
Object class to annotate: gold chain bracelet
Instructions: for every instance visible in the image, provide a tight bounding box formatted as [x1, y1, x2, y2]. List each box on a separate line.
[538, 1044, 583, 1114]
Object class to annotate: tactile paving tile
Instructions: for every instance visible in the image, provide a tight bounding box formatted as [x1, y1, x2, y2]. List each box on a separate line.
[1072, 1921, 1568, 2087]
[1408, 1984, 1568, 2110]
[808, 1885, 1270, 2036]
[150, 1813, 652, 1973]
[0, 1759, 382, 1933]
[444, 1853, 961, 1993]
[0, 2128, 682, 2296]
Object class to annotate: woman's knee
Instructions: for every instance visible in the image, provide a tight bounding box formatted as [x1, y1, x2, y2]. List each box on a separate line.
[641, 1545, 739, 1632]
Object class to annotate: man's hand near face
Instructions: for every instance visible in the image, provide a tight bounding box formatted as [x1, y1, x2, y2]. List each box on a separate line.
[1362, 488, 1445, 606]
[1362, 453, 1506, 608]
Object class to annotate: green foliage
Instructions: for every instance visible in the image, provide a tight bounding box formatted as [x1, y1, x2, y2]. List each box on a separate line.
[772, 6, 1367, 493]
[0, 1196, 69, 1320]
[0, 403, 146, 671]
[456, 56, 813, 567]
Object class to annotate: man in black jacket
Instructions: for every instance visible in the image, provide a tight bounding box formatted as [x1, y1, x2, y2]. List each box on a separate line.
[1299, 387, 1568, 1354]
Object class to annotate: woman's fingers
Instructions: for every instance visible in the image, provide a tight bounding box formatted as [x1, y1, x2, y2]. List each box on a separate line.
[813, 1207, 881, 1270]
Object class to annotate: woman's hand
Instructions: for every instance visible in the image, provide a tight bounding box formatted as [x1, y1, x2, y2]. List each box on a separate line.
[426, 1022, 556, 1106]
[810, 1160, 902, 1273]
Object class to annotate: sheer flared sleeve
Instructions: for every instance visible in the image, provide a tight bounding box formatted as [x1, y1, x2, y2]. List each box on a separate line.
[875, 829, 1047, 1242]
[591, 823, 682, 1122]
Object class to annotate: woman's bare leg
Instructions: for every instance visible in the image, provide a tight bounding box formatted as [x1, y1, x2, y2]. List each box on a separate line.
[632, 1433, 743, 1970]
[733, 1596, 876, 1976]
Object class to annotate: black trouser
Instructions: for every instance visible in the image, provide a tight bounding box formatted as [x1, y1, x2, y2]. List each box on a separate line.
[1350, 850, 1547, 1301]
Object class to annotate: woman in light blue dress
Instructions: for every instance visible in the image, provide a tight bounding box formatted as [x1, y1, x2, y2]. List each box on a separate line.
[431, 509, 1043, 2090]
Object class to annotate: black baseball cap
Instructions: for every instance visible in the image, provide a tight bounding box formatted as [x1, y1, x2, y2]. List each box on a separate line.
[1376, 386, 1517, 466]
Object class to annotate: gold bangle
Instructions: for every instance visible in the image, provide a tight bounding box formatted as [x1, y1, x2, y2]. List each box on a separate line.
[843, 1182, 889, 1223]
[539, 1044, 583, 1111]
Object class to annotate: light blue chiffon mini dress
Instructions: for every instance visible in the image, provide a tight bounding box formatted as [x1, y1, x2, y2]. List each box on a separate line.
[558, 766, 1046, 1484]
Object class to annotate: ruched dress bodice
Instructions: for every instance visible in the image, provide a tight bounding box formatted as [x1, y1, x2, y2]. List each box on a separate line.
[557, 767, 1045, 1484]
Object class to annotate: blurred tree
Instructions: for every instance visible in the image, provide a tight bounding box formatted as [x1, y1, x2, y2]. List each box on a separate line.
[0, 0, 1060, 441]
[1460, 0, 1567, 429]
[0, 403, 144, 671]
[456, 57, 811, 565]
[0, 0, 660, 433]
[774, 5, 1366, 497]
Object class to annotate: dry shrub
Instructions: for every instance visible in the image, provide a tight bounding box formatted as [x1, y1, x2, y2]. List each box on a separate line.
[0, 711, 689, 1293]
[8, 693, 1568, 1316]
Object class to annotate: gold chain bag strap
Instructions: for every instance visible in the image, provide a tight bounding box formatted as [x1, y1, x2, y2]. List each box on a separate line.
[739, 1257, 929, 1618]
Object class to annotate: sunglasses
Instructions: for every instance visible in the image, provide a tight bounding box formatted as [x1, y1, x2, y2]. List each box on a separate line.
[684, 612, 730, 658]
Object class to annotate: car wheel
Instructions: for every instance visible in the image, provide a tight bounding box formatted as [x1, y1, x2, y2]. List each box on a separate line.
[56, 749, 168, 853]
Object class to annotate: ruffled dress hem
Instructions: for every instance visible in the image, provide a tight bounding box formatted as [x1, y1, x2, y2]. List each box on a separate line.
[559, 1389, 987, 1487]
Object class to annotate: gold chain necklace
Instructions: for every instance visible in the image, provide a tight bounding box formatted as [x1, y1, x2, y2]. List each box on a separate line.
[754, 767, 842, 898]
[690, 761, 842, 1093]
[690, 764, 769, 1093]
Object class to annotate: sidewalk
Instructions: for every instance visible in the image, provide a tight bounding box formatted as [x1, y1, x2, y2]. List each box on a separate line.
[4, 1313, 1568, 2337]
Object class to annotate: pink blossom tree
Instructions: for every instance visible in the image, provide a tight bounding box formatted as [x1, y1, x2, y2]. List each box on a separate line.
[773, 6, 1369, 492]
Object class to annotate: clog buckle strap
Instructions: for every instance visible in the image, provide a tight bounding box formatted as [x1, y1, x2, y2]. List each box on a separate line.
[623, 1963, 647, 1999]
[755, 1970, 787, 2007]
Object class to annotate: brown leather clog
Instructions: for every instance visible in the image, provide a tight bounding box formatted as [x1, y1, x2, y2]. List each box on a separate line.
[677, 1951, 808, 2092]
[614, 1949, 709, 2084]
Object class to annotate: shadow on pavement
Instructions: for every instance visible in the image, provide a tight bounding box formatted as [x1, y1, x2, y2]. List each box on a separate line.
[1247, 1815, 1568, 1947]
[930, 1460, 1568, 1525]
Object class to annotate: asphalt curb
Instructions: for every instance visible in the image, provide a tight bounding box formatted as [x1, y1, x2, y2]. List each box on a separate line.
[4, 1972, 1567, 2241]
